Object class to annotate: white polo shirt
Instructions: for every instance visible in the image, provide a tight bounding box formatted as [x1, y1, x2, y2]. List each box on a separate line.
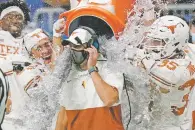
[60, 57, 124, 130]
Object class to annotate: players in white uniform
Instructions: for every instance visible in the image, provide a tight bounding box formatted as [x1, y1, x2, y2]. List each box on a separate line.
[21, 28, 57, 94]
[0, 1, 32, 129]
[21, 25, 71, 130]
[134, 15, 195, 130]
[1, 14, 61, 130]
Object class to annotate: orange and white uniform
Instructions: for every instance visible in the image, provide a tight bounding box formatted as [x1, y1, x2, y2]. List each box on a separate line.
[61, 59, 124, 130]
[0, 30, 23, 57]
[141, 43, 195, 130]
[16, 62, 46, 96]
[0, 30, 31, 130]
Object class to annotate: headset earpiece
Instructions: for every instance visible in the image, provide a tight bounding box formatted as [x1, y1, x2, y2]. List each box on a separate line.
[75, 36, 82, 44]
[92, 40, 99, 50]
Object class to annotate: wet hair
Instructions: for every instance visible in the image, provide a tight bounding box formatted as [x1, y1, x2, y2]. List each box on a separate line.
[0, 0, 30, 24]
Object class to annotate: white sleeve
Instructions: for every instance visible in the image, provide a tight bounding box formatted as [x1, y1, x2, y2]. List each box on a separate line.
[101, 70, 124, 102]
[7, 54, 32, 63]
[148, 59, 191, 90]
[16, 67, 41, 94]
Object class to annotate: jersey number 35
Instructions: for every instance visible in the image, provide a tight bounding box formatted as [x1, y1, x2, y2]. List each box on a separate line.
[158, 60, 179, 70]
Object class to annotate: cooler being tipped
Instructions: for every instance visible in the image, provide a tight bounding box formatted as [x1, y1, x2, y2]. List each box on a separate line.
[59, 0, 135, 38]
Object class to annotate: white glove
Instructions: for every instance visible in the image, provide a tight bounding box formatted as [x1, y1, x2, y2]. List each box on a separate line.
[53, 18, 66, 37]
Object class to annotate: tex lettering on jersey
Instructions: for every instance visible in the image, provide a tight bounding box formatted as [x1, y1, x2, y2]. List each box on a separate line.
[0, 44, 19, 55]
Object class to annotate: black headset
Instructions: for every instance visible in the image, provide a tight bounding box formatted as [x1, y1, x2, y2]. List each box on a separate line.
[78, 26, 100, 50]
[65, 26, 100, 65]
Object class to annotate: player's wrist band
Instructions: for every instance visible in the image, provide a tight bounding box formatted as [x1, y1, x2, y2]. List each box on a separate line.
[88, 66, 98, 75]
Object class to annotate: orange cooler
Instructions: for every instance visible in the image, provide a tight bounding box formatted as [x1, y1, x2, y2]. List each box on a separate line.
[59, 0, 135, 38]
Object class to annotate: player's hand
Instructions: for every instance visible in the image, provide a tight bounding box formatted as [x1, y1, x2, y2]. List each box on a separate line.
[53, 18, 66, 37]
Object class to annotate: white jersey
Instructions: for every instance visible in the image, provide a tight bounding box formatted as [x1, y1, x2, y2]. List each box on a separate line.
[0, 30, 23, 56]
[141, 43, 195, 129]
[60, 55, 124, 130]
[16, 61, 47, 96]
[0, 30, 30, 130]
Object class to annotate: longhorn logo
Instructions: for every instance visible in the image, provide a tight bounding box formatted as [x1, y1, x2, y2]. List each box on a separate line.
[164, 22, 184, 34]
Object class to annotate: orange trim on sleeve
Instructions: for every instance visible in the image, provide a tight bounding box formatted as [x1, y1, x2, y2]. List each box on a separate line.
[24, 76, 41, 92]
[5, 70, 13, 76]
[149, 72, 176, 87]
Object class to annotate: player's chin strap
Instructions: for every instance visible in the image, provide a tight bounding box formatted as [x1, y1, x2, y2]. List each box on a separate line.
[123, 73, 131, 130]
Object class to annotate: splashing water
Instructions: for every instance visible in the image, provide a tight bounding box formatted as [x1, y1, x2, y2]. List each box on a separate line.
[98, 1, 178, 130]
[17, 1, 177, 130]
[19, 49, 72, 130]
